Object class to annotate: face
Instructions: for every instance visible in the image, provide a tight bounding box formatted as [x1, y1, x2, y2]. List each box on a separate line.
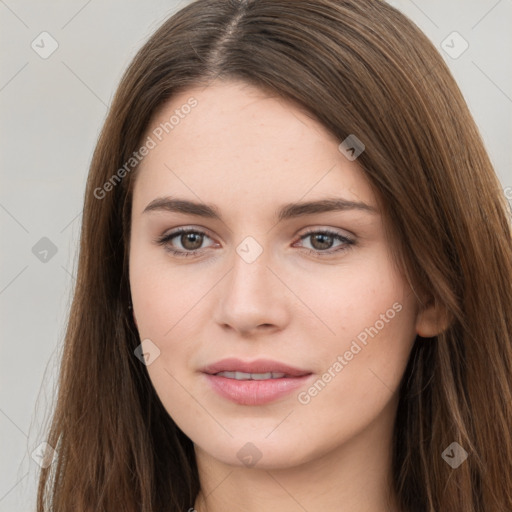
[129, 79, 429, 470]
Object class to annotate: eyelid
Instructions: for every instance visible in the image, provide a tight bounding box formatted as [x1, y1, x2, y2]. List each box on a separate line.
[155, 226, 217, 250]
[157, 225, 217, 241]
[297, 226, 355, 241]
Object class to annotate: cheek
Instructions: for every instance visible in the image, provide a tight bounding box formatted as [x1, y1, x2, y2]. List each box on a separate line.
[129, 246, 222, 417]
[129, 252, 208, 430]
[291, 249, 417, 407]
[292, 248, 414, 349]
[129, 243, 211, 341]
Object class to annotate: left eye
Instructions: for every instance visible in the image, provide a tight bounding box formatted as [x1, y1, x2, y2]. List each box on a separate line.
[297, 230, 353, 251]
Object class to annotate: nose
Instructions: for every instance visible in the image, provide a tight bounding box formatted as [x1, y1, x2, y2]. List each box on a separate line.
[213, 244, 290, 337]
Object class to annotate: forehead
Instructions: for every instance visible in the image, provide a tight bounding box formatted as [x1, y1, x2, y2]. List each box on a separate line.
[132, 79, 377, 217]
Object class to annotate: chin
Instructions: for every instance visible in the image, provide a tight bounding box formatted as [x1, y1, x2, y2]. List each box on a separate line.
[192, 432, 316, 471]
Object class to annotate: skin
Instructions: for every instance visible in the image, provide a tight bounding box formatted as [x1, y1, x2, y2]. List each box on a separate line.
[129, 79, 443, 512]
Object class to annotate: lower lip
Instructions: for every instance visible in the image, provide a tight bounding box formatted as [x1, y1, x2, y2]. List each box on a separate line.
[204, 373, 313, 405]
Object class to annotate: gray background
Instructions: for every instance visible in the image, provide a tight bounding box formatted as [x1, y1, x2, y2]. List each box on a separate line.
[1, 0, 510, 510]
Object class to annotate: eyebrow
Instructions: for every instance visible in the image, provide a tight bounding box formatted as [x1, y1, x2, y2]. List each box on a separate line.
[142, 196, 378, 222]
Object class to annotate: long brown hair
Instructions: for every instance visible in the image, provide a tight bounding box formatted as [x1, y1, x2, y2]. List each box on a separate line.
[37, 0, 512, 510]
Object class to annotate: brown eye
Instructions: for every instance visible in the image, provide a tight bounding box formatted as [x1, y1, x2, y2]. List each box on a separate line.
[309, 233, 335, 250]
[296, 229, 355, 256]
[179, 232, 204, 251]
[155, 228, 215, 257]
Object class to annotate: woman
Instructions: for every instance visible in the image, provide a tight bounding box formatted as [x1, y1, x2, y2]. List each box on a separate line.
[37, 0, 512, 511]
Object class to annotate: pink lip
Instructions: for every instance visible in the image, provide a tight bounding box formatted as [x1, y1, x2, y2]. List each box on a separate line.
[201, 358, 313, 406]
[201, 358, 311, 377]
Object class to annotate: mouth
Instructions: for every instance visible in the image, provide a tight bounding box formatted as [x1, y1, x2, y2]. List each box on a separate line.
[201, 358, 313, 405]
[214, 371, 289, 380]
[202, 358, 311, 377]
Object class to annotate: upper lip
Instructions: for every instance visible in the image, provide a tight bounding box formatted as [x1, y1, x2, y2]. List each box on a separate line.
[201, 358, 312, 377]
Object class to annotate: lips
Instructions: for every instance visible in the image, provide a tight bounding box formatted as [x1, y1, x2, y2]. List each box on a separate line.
[201, 358, 313, 405]
[215, 371, 287, 380]
[201, 358, 311, 378]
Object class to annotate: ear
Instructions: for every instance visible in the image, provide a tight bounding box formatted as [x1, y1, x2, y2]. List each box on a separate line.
[415, 299, 451, 338]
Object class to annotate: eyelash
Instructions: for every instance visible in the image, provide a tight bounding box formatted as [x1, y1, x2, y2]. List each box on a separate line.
[154, 227, 355, 259]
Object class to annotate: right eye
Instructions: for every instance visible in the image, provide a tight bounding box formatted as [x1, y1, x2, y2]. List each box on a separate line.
[155, 228, 217, 257]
